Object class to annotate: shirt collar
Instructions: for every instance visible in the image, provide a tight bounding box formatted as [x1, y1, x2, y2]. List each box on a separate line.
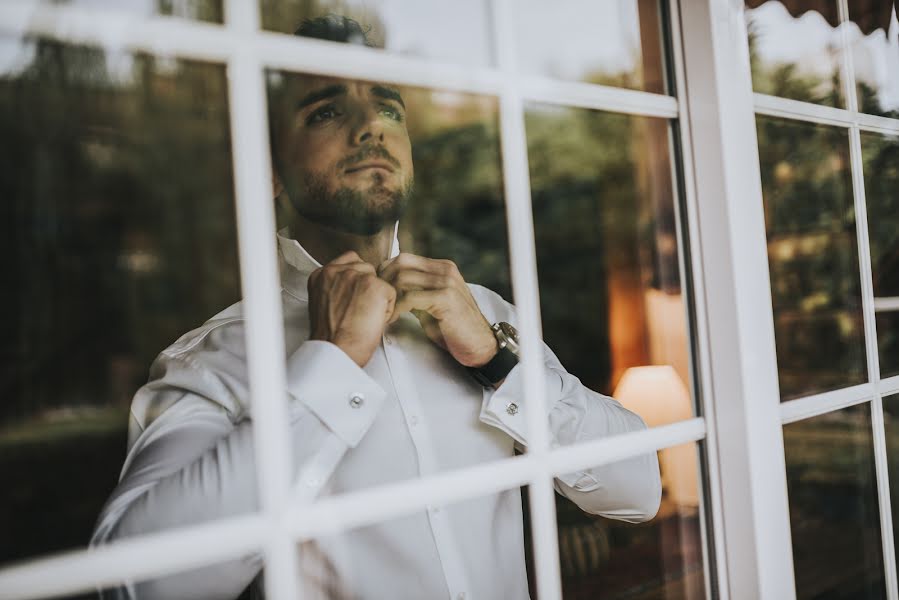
[276, 224, 401, 301]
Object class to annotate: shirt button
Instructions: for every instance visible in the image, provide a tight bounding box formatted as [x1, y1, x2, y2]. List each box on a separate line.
[384, 336, 393, 346]
[457, 593, 466, 600]
[506, 402, 519, 415]
[349, 393, 365, 409]
[410, 415, 419, 426]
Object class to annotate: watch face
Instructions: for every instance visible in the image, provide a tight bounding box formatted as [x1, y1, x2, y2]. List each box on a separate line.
[496, 322, 520, 355]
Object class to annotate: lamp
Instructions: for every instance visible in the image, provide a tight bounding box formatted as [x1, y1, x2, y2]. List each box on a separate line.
[613, 365, 698, 508]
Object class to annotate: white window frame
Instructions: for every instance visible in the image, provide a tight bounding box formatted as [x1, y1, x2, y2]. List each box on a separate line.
[7, 0, 897, 599]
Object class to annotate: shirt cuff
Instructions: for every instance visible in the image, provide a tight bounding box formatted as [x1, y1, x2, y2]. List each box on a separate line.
[285, 340, 386, 448]
[478, 362, 529, 446]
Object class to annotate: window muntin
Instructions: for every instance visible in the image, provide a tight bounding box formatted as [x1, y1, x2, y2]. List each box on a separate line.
[783, 404, 886, 599]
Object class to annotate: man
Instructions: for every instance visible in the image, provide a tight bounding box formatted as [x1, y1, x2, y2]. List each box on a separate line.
[92, 15, 661, 599]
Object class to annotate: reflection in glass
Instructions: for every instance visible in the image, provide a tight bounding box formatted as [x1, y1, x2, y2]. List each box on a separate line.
[756, 116, 866, 399]
[525, 105, 692, 411]
[861, 131, 899, 378]
[746, 0, 846, 107]
[783, 405, 885, 599]
[849, 1, 899, 118]
[25, 0, 222, 21]
[524, 444, 704, 599]
[260, 0, 491, 67]
[881, 393, 899, 569]
[512, 0, 668, 94]
[0, 36, 239, 565]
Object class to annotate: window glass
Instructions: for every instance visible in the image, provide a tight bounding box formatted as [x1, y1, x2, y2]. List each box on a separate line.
[0, 36, 245, 564]
[26, 0, 222, 21]
[295, 451, 677, 599]
[746, 0, 846, 108]
[541, 443, 706, 599]
[512, 0, 669, 95]
[881, 392, 899, 565]
[266, 68, 522, 487]
[848, 1, 899, 118]
[260, 0, 492, 67]
[861, 130, 899, 379]
[783, 405, 885, 599]
[39, 560, 264, 599]
[525, 104, 694, 424]
[756, 116, 866, 399]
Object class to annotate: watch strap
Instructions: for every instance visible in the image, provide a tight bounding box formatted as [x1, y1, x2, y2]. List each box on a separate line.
[468, 345, 519, 388]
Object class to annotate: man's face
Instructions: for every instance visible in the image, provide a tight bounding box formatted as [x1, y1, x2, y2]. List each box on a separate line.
[276, 76, 414, 235]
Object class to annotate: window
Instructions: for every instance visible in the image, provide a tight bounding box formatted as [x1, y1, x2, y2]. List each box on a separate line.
[748, 0, 899, 596]
[9, 0, 874, 599]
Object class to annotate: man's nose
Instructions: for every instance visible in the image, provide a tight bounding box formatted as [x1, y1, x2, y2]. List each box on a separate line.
[350, 106, 385, 146]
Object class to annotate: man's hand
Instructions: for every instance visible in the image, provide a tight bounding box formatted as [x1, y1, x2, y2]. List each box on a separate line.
[378, 253, 497, 367]
[308, 251, 397, 368]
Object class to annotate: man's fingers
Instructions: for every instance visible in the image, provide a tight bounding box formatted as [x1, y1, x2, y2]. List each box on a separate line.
[381, 267, 448, 291]
[390, 289, 448, 321]
[378, 253, 459, 282]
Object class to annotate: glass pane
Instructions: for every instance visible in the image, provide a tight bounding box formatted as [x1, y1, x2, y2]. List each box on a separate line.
[512, 0, 669, 94]
[29, 0, 223, 21]
[43, 559, 265, 599]
[296, 450, 667, 599]
[861, 131, 899, 379]
[260, 1, 491, 67]
[525, 105, 694, 426]
[267, 66, 533, 490]
[298, 494, 530, 598]
[746, 0, 846, 108]
[783, 405, 885, 599]
[1, 36, 245, 565]
[882, 393, 899, 568]
[756, 116, 866, 399]
[545, 443, 705, 599]
[848, 1, 899, 118]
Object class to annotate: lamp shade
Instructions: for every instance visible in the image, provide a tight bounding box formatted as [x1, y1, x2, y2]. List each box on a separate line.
[613, 365, 698, 507]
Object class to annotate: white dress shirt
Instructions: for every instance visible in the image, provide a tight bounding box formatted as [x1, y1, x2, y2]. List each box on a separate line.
[91, 230, 661, 600]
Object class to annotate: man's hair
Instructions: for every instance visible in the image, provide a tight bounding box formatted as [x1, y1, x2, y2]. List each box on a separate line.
[269, 15, 376, 176]
[293, 15, 375, 47]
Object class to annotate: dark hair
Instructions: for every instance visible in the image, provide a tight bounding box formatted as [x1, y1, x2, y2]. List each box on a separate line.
[293, 15, 375, 47]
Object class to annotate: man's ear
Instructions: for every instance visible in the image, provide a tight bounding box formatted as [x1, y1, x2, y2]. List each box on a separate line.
[271, 170, 284, 199]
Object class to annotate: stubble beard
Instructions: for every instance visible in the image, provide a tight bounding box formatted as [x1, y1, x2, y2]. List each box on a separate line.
[292, 170, 413, 236]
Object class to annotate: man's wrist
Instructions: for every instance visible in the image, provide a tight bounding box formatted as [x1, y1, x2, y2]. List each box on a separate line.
[467, 322, 520, 389]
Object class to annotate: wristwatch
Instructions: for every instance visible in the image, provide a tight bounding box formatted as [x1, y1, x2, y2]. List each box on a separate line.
[468, 322, 520, 389]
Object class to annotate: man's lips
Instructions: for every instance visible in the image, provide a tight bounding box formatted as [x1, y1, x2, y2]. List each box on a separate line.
[344, 161, 396, 174]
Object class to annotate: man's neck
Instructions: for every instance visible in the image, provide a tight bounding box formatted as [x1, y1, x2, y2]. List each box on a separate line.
[289, 214, 395, 267]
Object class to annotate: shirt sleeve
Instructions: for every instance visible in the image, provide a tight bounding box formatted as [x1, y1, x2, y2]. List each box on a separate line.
[91, 339, 386, 599]
[473, 289, 662, 524]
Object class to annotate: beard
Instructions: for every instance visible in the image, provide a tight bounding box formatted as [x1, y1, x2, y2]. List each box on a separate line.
[289, 170, 413, 236]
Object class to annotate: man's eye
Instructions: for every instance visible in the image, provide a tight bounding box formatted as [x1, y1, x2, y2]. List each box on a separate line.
[380, 105, 403, 122]
[306, 106, 339, 125]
